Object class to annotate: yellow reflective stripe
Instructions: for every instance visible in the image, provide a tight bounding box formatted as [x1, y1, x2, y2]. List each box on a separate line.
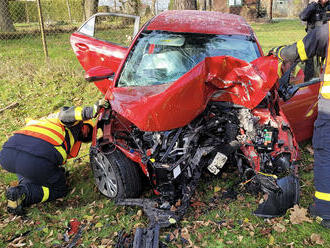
[74, 107, 83, 121]
[54, 146, 67, 162]
[320, 81, 330, 99]
[30, 121, 64, 134]
[277, 62, 283, 77]
[277, 46, 285, 61]
[293, 64, 301, 77]
[41, 186, 50, 202]
[324, 74, 330, 82]
[297, 40, 308, 61]
[21, 126, 63, 144]
[315, 191, 330, 201]
[321, 85, 330, 94]
[67, 129, 75, 152]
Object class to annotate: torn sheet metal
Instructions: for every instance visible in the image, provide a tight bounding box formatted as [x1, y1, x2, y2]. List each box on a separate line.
[107, 56, 279, 131]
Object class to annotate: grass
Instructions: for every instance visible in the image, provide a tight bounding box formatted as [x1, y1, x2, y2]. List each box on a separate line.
[0, 19, 328, 247]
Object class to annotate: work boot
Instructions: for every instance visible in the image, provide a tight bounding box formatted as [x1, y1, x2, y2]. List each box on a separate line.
[6, 185, 27, 215]
[308, 204, 330, 229]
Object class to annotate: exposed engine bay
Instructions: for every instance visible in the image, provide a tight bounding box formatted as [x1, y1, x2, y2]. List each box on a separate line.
[118, 102, 297, 200]
[94, 99, 299, 227]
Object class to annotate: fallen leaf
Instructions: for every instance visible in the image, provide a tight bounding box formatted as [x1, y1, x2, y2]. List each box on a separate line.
[95, 222, 103, 228]
[137, 210, 143, 217]
[181, 228, 193, 247]
[170, 205, 177, 211]
[169, 218, 177, 224]
[289, 205, 312, 224]
[43, 238, 54, 244]
[101, 238, 111, 245]
[191, 201, 206, 208]
[237, 194, 245, 201]
[273, 223, 286, 233]
[9, 181, 19, 187]
[310, 233, 324, 245]
[238, 235, 243, 242]
[306, 145, 314, 155]
[214, 186, 221, 193]
[11, 243, 26, 247]
[83, 215, 93, 221]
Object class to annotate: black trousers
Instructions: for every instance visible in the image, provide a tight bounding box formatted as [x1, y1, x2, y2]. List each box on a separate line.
[0, 148, 68, 206]
[312, 118, 330, 218]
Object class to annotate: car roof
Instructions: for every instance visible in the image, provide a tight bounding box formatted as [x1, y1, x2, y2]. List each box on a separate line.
[145, 10, 253, 36]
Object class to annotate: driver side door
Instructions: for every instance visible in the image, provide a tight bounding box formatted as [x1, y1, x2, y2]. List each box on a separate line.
[70, 13, 140, 94]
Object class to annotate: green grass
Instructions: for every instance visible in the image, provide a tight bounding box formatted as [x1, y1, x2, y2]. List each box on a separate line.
[1, 19, 328, 247]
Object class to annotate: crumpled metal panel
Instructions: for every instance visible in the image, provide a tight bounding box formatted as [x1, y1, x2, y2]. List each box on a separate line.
[106, 56, 279, 131]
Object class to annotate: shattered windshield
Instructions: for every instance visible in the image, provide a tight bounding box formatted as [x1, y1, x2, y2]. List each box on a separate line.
[117, 31, 260, 87]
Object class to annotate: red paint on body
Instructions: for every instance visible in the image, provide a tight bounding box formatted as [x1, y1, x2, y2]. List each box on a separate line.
[106, 56, 279, 131]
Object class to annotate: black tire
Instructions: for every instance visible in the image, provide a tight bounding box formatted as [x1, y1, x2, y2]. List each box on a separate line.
[90, 144, 142, 199]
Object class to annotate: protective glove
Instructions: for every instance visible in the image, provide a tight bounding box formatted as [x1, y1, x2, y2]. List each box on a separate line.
[268, 46, 285, 61]
[92, 99, 110, 117]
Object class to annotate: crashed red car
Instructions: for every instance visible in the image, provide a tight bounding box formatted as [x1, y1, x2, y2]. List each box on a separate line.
[70, 10, 319, 245]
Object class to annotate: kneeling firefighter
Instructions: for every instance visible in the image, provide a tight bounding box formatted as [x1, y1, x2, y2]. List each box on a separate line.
[0, 100, 106, 215]
[269, 22, 330, 228]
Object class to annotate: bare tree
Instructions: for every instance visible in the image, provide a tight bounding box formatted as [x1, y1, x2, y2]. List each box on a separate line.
[198, 0, 212, 10]
[0, 0, 15, 32]
[173, 0, 197, 10]
[85, 0, 99, 19]
[118, 0, 141, 15]
[151, 0, 157, 15]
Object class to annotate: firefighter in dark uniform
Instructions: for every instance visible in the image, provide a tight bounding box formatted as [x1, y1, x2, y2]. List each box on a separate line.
[300, 0, 329, 32]
[0, 101, 105, 215]
[299, 0, 329, 80]
[270, 23, 330, 228]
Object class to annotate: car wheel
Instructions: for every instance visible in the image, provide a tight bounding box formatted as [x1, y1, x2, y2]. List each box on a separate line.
[90, 144, 142, 199]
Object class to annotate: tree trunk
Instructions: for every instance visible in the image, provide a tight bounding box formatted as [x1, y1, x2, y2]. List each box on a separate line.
[151, 0, 157, 15]
[84, 0, 99, 20]
[269, 0, 273, 21]
[198, 0, 212, 10]
[174, 0, 197, 10]
[0, 0, 15, 32]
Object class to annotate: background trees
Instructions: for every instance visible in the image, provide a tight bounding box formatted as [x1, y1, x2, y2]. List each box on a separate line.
[0, 0, 15, 32]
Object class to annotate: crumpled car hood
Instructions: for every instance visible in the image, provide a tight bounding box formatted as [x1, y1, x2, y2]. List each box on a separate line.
[107, 56, 279, 131]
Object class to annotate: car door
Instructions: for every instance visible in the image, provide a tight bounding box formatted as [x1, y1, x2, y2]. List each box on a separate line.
[70, 13, 140, 94]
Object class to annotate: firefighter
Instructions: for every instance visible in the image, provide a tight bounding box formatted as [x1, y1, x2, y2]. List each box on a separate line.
[299, 0, 329, 80]
[269, 23, 329, 228]
[300, 0, 330, 32]
[0, 100, 106, 215]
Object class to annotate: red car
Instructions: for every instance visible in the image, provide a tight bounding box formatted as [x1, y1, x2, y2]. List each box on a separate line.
[70, 10, 318, 235]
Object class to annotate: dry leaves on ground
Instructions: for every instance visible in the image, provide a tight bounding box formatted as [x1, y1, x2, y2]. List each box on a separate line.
[310, 233, 324, 245]
[289, 205, 312, 224]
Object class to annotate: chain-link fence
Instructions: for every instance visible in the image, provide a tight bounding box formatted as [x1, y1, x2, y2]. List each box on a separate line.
[0, 0, 308, 60]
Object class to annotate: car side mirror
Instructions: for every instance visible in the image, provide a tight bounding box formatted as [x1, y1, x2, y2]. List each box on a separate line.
[85, 66, 115, 82]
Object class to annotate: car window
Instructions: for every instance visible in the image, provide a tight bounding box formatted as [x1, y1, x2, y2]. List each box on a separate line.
[117, 31, 259, 87]
[78, 14, 139, 47]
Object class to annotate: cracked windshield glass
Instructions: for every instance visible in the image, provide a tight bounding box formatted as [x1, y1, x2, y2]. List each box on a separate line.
[117, 31, 260, 87]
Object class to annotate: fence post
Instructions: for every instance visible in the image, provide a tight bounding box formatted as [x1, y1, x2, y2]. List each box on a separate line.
[36, 0, 49, 58]
[66, 0, 73, 23]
